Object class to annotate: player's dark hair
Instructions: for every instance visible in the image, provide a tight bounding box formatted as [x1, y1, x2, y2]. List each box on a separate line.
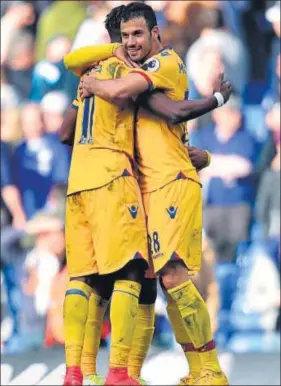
[104, 5, 126, 43]
[121, 2, 158, 32]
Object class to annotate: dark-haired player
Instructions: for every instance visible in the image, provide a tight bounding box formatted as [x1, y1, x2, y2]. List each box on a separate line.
[63, 3, 231, 385]
[62, 4, 150, 386]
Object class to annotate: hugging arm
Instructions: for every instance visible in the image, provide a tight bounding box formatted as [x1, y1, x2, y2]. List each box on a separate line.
[138, 91, 219, 124]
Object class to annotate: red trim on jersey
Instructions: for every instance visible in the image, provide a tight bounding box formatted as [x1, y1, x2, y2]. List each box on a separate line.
[182, 340, 216, 353]
[131, 71, 153, 91]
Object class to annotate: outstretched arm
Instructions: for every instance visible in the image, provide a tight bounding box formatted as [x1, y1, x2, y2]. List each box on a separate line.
[64, 44, 136, 77]
[138, 92, 220, 124]
[138, 74, 232, 124]
[64, 43, 120, 77]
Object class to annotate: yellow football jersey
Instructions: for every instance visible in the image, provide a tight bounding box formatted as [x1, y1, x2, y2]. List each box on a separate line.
[67, 58, 136, 196]
[132, 48, 200, 193]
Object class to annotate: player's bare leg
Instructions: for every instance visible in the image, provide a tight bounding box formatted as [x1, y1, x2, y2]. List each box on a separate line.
[159, 261, 228, 386]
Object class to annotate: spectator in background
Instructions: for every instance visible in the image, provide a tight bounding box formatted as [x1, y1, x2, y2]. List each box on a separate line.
[30, 35, 72, 102]
[9, 208, 66, 354]
[71, 1, 111, 49]
[12, 103, 70, 220]
[186, 19, 249, 98]
[2, 31, 35, 103]
[41, 91, 69, 136]
[1, 141, 26, 347]
[164, 0, 218, 58]
[0, 84, 21, 143]
[44, 218, 68, 347]
[187, 47, 225, 131]
[1, 1, 36, 65]
[256, 103, 280, 240]
[1, 142, 26, 230]
[255, 101, 280, 183]
[265, 1, 280, 103]
[35, 0, 87, 61]
[192, 96, 260, 262]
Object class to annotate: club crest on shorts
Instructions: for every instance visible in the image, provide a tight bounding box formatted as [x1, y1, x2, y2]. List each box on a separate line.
[166, 206, 178, 219]
[128, 205, 138, 219]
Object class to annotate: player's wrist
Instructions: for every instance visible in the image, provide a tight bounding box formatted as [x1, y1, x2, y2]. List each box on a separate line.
[204, 150, 211, 167]
[213, 92, 225, 107]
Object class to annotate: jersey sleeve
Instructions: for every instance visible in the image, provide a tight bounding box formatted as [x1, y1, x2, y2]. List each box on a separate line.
[71, 89, 81, 109]
[130, 53, 183, 91]
[64, 43, 121, 76]
[96, 59, 129, 81]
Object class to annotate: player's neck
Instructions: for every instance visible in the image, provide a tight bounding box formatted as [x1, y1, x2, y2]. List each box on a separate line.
[144, 40, 163, 62]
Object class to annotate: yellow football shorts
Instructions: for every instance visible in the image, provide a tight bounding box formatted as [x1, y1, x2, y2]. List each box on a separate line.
[65, 177, 149, 278]
[142, 178, 202, 274]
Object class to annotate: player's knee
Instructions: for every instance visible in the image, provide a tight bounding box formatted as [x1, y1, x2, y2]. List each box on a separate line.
[139, 278, 157, 305]
[160, 261, 190, 290]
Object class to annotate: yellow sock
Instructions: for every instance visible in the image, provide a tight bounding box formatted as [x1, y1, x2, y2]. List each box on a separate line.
[128, 304, 155, 378]
[166, 294, 201, 377]
[110, 280, 141, 368]
[168, 280, 221, 373]
[64, 280, 92, 368]
[81, 292, 109, 376]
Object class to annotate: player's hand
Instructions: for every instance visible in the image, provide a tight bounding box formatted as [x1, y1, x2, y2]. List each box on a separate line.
[213, 73, 232, 104]
[114, 46, 139, 68]
[79, 70, 97, 100]
[188, 146, 209, 171]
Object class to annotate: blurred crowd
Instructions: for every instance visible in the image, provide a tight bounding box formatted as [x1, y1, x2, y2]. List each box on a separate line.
[1, 0, 280, 356]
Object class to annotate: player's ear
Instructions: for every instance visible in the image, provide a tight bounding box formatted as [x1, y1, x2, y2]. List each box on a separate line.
[151, 26, 160, 41]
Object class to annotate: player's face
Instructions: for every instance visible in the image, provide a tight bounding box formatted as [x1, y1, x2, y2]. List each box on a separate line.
[121, 17, 156, 63]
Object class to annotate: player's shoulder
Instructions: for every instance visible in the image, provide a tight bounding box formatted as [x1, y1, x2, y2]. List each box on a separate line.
[142, 46, 185, 74]
[99, 57, 124, 79]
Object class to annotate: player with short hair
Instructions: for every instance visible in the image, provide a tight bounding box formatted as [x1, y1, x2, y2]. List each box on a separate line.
[62, 11, 213, 386]
[74, 2, 231, 385]
[62, 4, 151, 385]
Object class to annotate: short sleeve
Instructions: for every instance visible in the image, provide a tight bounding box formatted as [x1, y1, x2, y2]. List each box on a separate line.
[129, 52, 183, 91]
[71, 89, 80, 109]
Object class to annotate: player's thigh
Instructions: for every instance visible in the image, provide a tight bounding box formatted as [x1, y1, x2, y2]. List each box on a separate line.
[147, 179, 203, 274]
[88, 177, 149, 275]
[65, 193, 98, 277]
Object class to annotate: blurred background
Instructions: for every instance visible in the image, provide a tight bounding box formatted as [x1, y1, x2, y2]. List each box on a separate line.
[0, 0, 280, 384]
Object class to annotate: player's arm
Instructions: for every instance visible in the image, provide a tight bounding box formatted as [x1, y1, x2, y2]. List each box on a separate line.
[138, 79, 232, 124]
[79, 71, 153, 106]
[64, 43, 121, 77]
[59, 102, 78, 146]
[79, 55, 175, 104]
